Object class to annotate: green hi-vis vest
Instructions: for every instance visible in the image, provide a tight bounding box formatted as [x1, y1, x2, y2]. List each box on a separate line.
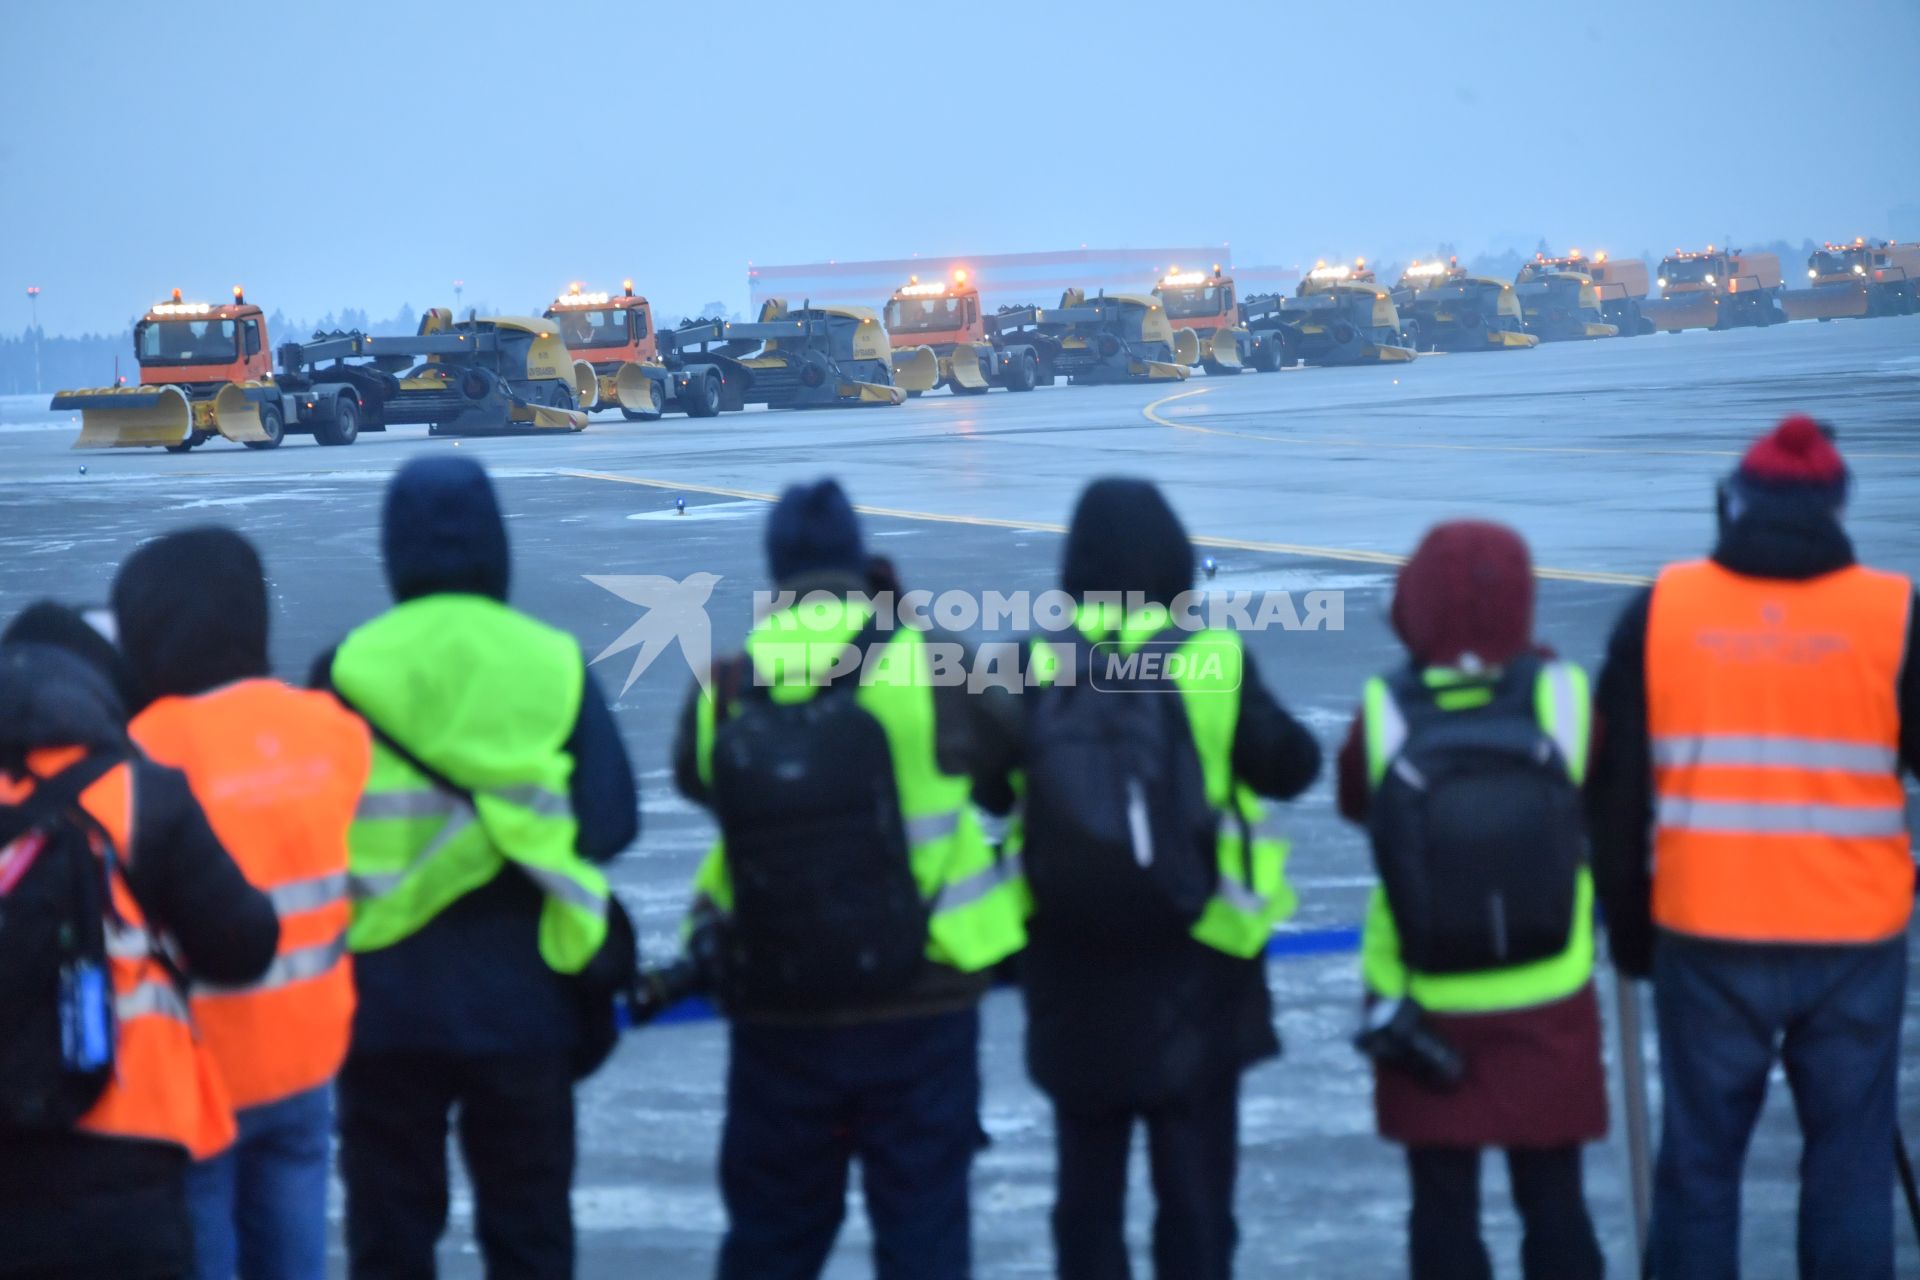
[1358, 660, 1595, 1013]
[333, 594, 610, 975]
[1024, 606, 1297, 959]
[689, 598, 1027, 974]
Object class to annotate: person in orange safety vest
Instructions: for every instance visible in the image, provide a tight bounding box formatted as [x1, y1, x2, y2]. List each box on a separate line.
[0, 601, 278, 1280]
[113, 528, 369, 1280]
[1590, 415, 1919, 1280]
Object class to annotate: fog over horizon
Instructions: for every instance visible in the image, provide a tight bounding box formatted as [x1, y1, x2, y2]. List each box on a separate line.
[5, 0, 1917, 338]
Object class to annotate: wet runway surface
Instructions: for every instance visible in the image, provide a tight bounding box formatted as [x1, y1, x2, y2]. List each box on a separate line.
[2, 315, 1918, 1276]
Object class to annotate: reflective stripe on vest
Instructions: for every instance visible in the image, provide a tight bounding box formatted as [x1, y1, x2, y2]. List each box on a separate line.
[1647, 560, 1914, 943]
[1358, 660, 1597, 1013]
[690, 603, 1027, 975]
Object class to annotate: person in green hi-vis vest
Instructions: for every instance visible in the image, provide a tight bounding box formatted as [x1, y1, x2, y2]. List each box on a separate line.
[313, 457, 638, 1280]
[1335, 521, 1605, 1280]
[671, 478, 1026, 1280]
[972, 478, 1322, 1280]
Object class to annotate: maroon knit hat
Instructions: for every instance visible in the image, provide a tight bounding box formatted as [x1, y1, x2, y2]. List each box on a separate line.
[1734, 414, 1849, 504]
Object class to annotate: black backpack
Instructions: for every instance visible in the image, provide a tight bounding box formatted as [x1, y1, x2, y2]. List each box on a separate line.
[1367, 657, 1585, 976]
[1022, 633, 1219, 944]
[708, 623, 929, 1011]
[0, 751, 127, 1130]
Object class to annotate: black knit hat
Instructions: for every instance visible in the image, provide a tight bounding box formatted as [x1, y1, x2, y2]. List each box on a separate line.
[1, 600, 135, 713]
[765, 479, 865, 585]
[382, 456, 511, 603]
[112, 525, 270, 706]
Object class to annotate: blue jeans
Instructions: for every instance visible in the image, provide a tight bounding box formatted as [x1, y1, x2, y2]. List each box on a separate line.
[717, 1008, 981, 1280]
[1651, 932, 1906, 1280]
[186, 1084, 333, 1280]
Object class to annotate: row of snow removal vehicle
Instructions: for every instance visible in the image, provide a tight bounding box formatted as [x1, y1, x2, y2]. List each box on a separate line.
[54, 235, 1920, 449]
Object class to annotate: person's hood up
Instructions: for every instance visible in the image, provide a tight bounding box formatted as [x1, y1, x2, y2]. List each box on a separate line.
[1391, 520, 1534, 670]
[112, 525, 270, 707]
[1061, 478, 1195, 607]
[382, 456, 510, 603]
[0, 642, 127, 761]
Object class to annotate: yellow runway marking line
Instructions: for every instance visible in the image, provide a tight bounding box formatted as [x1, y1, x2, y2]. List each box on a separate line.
[563, 468, 1651, 587]
[1142, 387, 1920, 462]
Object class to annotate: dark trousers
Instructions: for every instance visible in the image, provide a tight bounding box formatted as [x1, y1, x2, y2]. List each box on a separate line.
[1051, 1076, 1241, 1280]
[1405, 1145, 1602, 1280]
[337, 1051, 576, 1280]
[716, 1008, 980, 1280]
[1651, 933, 1906, 1280]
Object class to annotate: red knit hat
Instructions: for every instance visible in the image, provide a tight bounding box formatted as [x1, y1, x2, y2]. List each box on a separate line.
[1736, 414, 1848, 498]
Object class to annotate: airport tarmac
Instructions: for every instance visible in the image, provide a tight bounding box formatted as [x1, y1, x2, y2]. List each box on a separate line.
[2, 315, 1917, 1276]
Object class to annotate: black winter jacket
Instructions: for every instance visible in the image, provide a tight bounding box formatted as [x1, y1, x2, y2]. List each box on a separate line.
[1588, 495, 1920, 977]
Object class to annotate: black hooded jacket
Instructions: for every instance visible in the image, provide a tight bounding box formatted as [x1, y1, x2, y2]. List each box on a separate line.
[984, 479, 1324, 1110]
[1588, 493, 1920, 977]
[0, 639, 278, 1279]
[310, 458, 638, 1057]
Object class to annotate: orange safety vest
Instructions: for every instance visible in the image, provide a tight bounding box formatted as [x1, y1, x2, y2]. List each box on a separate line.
[1646, 560, 1914, 943]
[132, 681, 369, 1111]
[0, 748, 235, 1158]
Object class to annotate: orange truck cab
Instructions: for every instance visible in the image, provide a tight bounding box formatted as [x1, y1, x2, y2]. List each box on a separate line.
[544, 282, 733, 418]
[1152, 265, 1289, 374]
[882, 268, 1044, 395]
[1643, 245, 1786, 332]
[1782, 238, 1920, 321]
[54, 288, 371, 452]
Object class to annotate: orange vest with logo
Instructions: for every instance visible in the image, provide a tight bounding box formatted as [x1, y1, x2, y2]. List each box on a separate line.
[132, 681, 369, 1110]
[1646, 560, 1913, 943]
[0, 749, 235, 1158]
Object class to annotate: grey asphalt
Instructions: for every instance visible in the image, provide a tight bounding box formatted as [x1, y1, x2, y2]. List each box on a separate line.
[1, 314, 1917, 1277]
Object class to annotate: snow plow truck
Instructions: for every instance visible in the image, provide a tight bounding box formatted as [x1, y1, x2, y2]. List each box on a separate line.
[881, 269, 1041, 395]
[984, 290, 1190, 385]
[1392, 259, 1537, 353]
[1781, 238, 1920, 321]
[1642, 246, 1786, 332]
[1151, 265, 1292, 375]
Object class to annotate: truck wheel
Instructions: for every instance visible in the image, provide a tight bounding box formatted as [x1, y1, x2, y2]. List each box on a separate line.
[547, 381, 576, 410]
[1006, 352, 1038, 392]
[165, 429, 208, 454]
[1200, 359, 1232, 377]
[244, 404, 284, 451]
[315, 396, 359, 446]
[687, 372, 722, 418]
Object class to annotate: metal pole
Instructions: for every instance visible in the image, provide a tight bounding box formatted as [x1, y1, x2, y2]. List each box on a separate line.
[27, 286, 41, 394]
[1615, 972, 1655, 1276]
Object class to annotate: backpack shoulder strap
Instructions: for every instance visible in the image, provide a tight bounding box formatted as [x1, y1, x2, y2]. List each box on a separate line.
[330, 690, 475, 804]
[0, 750, 126, 849]
[1362, 672, 1411, 790]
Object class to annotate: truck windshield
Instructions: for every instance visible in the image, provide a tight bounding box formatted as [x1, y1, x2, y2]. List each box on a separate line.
[886, 296, 970, 334]
[552, 308, 631, 349]
[138, 319, 236, 364]
[1809, 250, 1862, 277]
[1157, 285, 1229, 319]
[1660, 259, 1714, 285]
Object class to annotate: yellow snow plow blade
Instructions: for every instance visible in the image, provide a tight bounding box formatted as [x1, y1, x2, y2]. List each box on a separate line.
[1173, 329, 1201, 367]
[1489, 329, 1540, 349]
[210, 383, 271, 445]
[1208, 330, 1244, 368]
[573, 360, 600, 408]
[1781, 284, 1869, 321]
[946, 344, 989, 391]
[614, 364, 665, 416]
[843, 380, 908, 405]
[890, 346, 940, 393]
[1133, 359, 1191, 381]
[1643, 294, 1719, 333]
[509, 399, 589, 432]
[61, 385, 194, 450]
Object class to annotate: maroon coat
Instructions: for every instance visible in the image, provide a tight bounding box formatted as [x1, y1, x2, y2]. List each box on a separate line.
[1338, 521, 1608, 1150]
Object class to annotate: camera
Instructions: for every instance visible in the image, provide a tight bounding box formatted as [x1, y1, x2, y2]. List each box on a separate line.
[626, 912, 727, 1026]
[1354, 997, 1466, 1090]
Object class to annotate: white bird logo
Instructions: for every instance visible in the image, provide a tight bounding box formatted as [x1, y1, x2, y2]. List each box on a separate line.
[585, 572, 723, 693]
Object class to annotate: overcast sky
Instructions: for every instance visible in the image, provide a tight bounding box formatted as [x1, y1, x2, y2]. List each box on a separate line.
[6, 0, 1917, 334]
